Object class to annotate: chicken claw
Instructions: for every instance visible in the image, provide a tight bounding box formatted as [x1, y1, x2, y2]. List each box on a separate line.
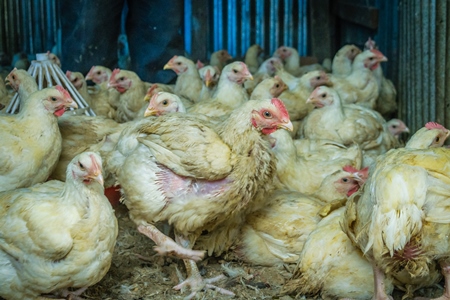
[174, 259, 235, 299]
[137, 224, 205, 261]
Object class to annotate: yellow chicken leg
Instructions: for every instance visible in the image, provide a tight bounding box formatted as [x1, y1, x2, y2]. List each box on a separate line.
[173, 234, 235, 299]
[138, 224, 204, 261]
[372, 263, 393, 300]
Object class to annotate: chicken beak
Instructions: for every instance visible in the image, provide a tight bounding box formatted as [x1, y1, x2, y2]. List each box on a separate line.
[144, 107, 158, 117]
[67, 100, 78, 109]
[278, 120, 294, 132]
[144, 94, 152, 102]
[89, 172, 104, 186]
[205, 79, 214, 87]
[378, 55, 388, 62]
[163, 63, 172, 70]
[404, 127, 410, 133]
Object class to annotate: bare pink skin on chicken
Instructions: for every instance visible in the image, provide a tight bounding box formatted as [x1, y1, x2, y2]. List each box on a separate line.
[343, 165, 369, 187]
[334, 175, 360, 197]
[108, 69, 132, 94]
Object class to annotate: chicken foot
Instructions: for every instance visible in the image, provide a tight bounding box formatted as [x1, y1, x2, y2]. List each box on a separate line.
[174, 259, 235, 299]
[38, 287, 88, 300]
[414, 261, 450, 300]
[137, 224, 204, 261]
[372, 263, 393, 300]
[173, 234, 235, 299]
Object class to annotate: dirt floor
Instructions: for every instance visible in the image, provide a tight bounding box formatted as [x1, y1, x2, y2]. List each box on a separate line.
[80, 204, 446, 300]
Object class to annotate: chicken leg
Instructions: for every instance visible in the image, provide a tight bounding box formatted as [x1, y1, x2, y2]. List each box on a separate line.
[138, 224, 204, 261]
[173, 234, 235, 299]
[372, 263, 393, 300]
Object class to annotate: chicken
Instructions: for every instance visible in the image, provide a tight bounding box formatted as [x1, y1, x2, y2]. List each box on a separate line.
[108, 98, 292, 297]
[0, 73, 12, 110]
[331, 44, 362, 77]
[234, 190, 323, 266]
[282, 206, 394, 299]
[244, 56, 282, 96]
[343, 122, 450, 299]
[5, 68, 38, 109]
[301, 86, 398, 159]
[142, 91, 187, 117]
[209, 49, 232, 71]
[279, 70, 331, 122]
[0, 152, 118, 300]
[188, 61, 253, 117]
[364, 37, 398, 117]
[163, 55, 202, 103]
[197, 65, 220, 102]
[47, 51, 61, 67]
[273, 45, 325, 77]
[0, 86, 77, 192]
[270, 130, 362, 202]
[250, 75, 287, 100]
[330, 49, 387, 108]
[244, 44, 264, 73]
[66, 70, 116, 118]
[108, 68, 148, 122]
[85, 65, 120, 111]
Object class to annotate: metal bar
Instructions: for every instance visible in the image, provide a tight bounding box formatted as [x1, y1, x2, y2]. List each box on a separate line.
[241, 0, 250, 56]
[421, 0, 430, 123]
[428, 0, 436, 122]
[269, 0, 279, 55]
[435, 0, 445, 125]
[227, 0, 236, 56]
[184, 0, 192, 55]
[255, 1, 264, 51]
[283, 0, 293, 47]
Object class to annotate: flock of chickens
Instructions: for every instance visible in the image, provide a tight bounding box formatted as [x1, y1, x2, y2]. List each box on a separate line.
[0, 36, 448, 300]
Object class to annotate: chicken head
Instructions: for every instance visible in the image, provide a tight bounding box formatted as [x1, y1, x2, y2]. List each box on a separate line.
[66, 70, 84, 90]
[199, 65, 220, 88]
[144, 91, 186, 117]
[69, 152, 104, 186]
[386, 119, 410, 138]
[224, 61, 253, 85]
[306, 86, 336, 108]
[108, 68, 132, 93]
[251, 98, 293, 134]
[42, 85, 78, 117]
[305, 70, 332, 89]
[269, 76, 288, 98]
[273, 46, 293, 60]
[406, 122, 450, 149]
[85, 65, 111, 84]
[355, 49, 388, 71]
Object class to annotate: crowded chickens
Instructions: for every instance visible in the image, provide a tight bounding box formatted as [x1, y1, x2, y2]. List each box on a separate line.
[1, 32, 446, 300]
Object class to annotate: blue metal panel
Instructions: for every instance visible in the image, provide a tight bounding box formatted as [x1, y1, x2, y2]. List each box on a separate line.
[241, 0, 250, 55]
[184, 0, 192, 55]
[283, 0, 293, 47]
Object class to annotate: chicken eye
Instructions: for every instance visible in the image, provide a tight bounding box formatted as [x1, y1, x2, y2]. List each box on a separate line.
[233, 69, 238, 74]
[369, 57, 374, 60]
[321, 93, 326, 98]
[51, 97, 57, 101]
[78, 162, 85, 170]
[96, 71, 101, 75]
[436, 137, 440, 143]
[119, 77, 125, 81]
[177, 62, 182, 65]
[263, 111, 272, 118]
[342, 178, 348, 182]
[12, 75, 15, 80]
[275, 84, 280, 88]
[316, 76, 321, 80]
[392, 125, 397, 129]
[162, 100, 169, 106]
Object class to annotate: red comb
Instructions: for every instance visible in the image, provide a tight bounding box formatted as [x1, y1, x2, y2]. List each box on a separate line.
[271, 98, 289, 118]
[86, 66, 96, 77]
[168, 55, 178, 64]
[110, 68, 121, 82]
[55, 85, 71, 99]
[425, 122, 446, 130]
[196, 60, 204, 69]
[343, 165, 359, 173]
